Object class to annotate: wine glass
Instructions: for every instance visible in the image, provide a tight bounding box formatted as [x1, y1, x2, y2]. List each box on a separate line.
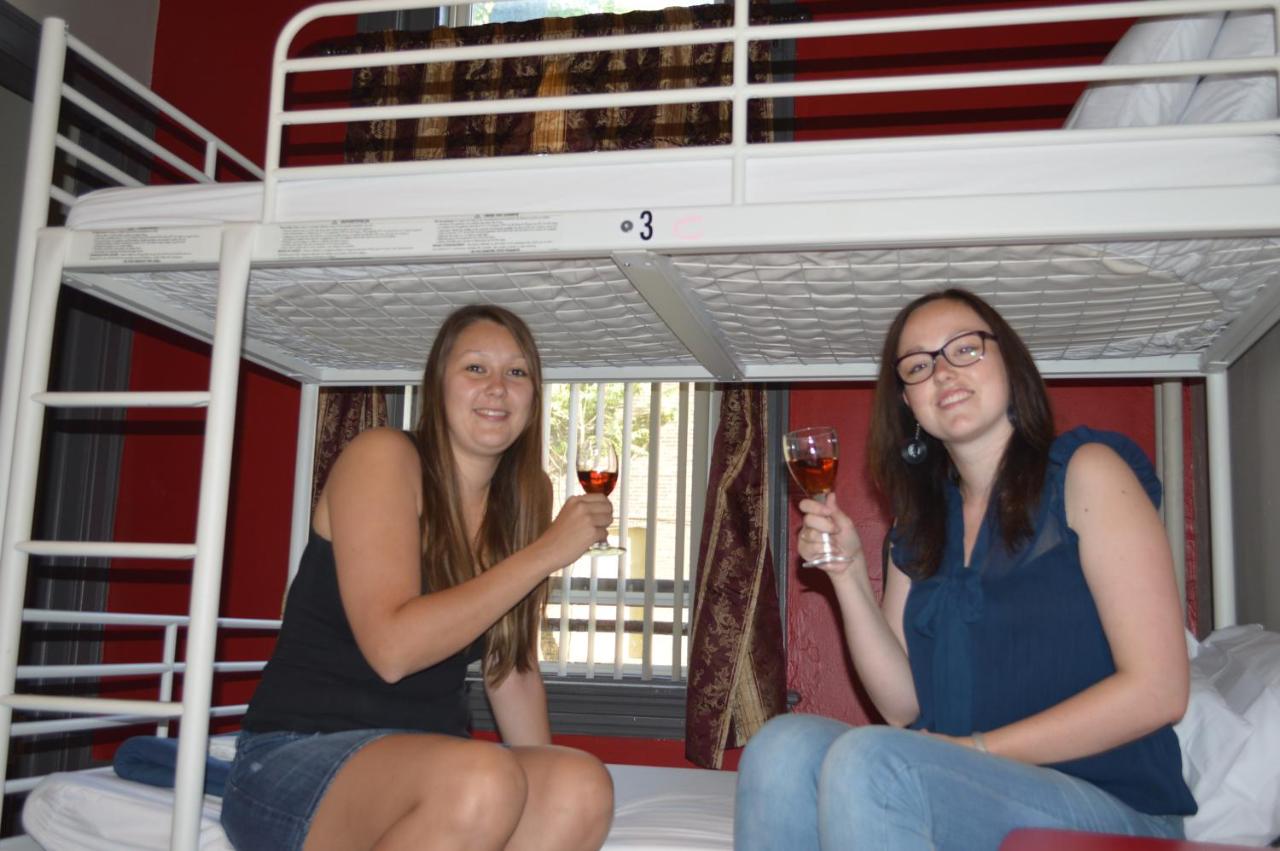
[576, 436, 625, 556]
[783, 426, 849, 568]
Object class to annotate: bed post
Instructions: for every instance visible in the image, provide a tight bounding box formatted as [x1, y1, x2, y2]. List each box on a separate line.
[1157, 380, 1187, 614]
[169, 225, 255, 851]
[1205, 370, 1236, 628]
[288, 383, 320, 586]
[0, 18, 65, 559]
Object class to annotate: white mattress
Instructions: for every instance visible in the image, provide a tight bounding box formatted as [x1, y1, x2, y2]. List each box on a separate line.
[21, 762, 735, 851]
[57, 237, 1280, 382]
[66, 136, 1280, 230]
[55, 135, 1280, 382]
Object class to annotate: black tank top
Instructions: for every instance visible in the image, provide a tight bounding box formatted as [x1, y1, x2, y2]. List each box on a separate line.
[244, 533, 483, 735]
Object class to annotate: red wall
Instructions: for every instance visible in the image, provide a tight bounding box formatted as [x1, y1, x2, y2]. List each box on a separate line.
[151, 1, 354, 169]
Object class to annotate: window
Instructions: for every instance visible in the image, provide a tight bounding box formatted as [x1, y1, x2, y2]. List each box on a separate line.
[464, 0, 709, 26]
[453, 381, 715, 736]
[364, 0, 715, 33]
[541, 382, 713, 683]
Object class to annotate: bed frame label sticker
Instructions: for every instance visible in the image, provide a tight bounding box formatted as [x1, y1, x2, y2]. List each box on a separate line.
[85, 228, 218, 264]
[433, 213, 560, 254]
[262, 215, 561, 260]
[269, 220, 438, 260]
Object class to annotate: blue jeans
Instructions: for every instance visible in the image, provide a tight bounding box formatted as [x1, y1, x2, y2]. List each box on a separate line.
[734, 715, 1185, 851]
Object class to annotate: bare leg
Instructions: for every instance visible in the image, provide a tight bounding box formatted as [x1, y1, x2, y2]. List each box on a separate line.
[302, 734, 528, 851]
[504, 745, 614, 851]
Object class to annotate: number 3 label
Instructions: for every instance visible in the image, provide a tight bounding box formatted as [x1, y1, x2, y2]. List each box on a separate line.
[639, 210, 653, 241]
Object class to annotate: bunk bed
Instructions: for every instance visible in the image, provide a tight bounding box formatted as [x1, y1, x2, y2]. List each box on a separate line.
[1, 0, 1279, 846]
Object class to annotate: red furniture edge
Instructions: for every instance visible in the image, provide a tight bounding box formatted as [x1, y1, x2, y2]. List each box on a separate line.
[1000, 829, 1259, 850]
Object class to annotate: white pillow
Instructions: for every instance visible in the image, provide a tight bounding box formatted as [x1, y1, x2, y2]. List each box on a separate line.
[1180, 9, 1277, 124]
[1064, 12, 1225, 129]
[1175, 625, 1280, 846]
[1174, 635, 1250, 795]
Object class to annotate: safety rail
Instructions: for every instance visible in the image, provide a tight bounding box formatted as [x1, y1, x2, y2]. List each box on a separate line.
[63, 33, 263, 186]
[262, 0, 1280, 219]
[3, 610, 278, 798]
[7, 604, 275, 779]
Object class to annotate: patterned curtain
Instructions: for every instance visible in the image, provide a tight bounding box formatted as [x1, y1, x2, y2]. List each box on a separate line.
[342, 4, 799, 162]
[685, 386, 786, 769]
[311, 387, 390, 510]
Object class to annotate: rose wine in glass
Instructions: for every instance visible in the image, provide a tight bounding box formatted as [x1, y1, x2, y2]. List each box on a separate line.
[783, 426, 848, 567]
[576, 436, 625, 555]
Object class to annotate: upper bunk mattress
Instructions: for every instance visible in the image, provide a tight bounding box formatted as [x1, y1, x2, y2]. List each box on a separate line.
[55, 134, 1280, 383]
[67, 136, 1280, 229]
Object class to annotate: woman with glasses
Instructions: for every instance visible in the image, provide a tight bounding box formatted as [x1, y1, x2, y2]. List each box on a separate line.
[735, 289, 1195, 850]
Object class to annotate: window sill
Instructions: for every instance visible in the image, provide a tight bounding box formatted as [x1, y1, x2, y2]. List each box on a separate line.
[467, 674, 687, 738]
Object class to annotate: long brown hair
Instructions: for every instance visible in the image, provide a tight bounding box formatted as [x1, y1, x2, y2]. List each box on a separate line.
[868, 289, 1054, 579]
[415, 305, 550, 685]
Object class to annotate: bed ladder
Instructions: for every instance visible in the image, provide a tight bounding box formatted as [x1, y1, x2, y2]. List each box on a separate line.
[0, 225, 256, 850]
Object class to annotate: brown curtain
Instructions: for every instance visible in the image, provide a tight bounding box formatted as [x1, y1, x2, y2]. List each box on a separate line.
[311, 388, 390, 510]
[343, 3, 797, 162]
[685, 386, 786, 769]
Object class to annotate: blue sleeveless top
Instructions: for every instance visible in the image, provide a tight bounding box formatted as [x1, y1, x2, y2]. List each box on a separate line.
[893, 426, 1196, 816]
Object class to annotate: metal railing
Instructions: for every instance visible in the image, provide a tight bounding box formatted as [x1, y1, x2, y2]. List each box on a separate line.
[3, 609, 279, 798]
[260, 0, 1280, 219]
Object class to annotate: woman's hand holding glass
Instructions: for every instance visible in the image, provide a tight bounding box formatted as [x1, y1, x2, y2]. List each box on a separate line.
[540, 492, 614, 569]
[796, 491, 865, 575]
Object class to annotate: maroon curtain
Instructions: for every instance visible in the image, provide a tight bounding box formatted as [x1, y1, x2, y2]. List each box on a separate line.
[310, 388, 390, 510]
[343, 3, 793, 162]
[685, 386, 786, 769]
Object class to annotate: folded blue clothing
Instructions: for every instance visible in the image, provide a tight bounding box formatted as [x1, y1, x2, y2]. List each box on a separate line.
[112, 735, 231, 797]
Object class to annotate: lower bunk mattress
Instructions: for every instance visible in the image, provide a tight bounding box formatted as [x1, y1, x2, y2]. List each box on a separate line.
[20, 761, 735, 850]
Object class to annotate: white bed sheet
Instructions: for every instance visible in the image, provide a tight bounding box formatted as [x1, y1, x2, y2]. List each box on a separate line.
[21, 762, 735, 851]
[22, 768, 230, 851]
[66, 136, 1280, 230]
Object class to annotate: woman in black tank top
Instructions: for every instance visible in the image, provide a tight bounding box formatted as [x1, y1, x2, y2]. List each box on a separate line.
[222, 305, 616, 851]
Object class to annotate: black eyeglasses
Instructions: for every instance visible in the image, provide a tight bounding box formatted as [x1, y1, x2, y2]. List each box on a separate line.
[894, 330, 997, 385]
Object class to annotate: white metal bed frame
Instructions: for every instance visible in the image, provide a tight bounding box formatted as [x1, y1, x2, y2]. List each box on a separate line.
[2, 0, 1280, 846]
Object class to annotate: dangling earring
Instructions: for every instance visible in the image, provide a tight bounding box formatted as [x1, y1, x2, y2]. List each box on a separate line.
[901, 422, 928, 465]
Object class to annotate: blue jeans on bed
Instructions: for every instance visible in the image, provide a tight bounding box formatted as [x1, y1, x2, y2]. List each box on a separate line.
[734, 715, 1185, 851]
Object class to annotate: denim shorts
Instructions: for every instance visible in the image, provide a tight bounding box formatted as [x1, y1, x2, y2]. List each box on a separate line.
[220, 728, 411, 851]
